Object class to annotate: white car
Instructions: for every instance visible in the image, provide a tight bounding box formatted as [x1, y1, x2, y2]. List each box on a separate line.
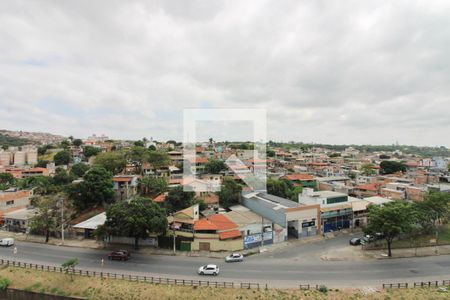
[198, 264, 219, 276]
[225, 253, 243, 262]
[0, 238, 14, 247]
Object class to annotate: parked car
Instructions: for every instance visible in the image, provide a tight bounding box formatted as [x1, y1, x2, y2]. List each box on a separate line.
[225, 253, 244, 262]
[198, 264, 219, 276]
[0, 238, 14, 247]
[349, 237, 361, 246]
[108, 251, 130, 261]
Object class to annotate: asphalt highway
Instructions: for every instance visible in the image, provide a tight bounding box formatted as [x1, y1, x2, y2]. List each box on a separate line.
[1, 240, 449, 288]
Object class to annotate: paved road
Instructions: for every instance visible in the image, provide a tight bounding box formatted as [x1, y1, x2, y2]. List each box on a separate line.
[1, 239, 449, 288]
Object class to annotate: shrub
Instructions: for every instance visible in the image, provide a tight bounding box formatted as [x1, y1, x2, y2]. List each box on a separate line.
[0, 278, 11, 290]
[318, 285, 328, 294]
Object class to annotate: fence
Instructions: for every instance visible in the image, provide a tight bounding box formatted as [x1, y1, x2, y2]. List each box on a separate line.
[0, 258, 261, 290]
[382, 280, 450, 289]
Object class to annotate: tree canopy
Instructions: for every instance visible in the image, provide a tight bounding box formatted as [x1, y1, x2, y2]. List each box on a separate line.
[365, 201, 417, 257]
[54, 150, 71, 166]
[165, 186, 195, 213]
[379, 161, 406, 175]
[218, 177, 242, 209]
[70, 163, 90, 178]
[93, 151, 127, 175]
[83, 146, 101, 158]
[67, 166, 113, 211]
[100, 197, 167, 250]
[205, 159, 227, 174]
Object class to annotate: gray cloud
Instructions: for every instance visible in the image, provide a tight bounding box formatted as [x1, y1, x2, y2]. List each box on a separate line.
[0, 0, 449, 146]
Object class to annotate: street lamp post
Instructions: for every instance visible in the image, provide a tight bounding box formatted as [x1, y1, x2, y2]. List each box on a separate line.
[60, 196, 64, 245]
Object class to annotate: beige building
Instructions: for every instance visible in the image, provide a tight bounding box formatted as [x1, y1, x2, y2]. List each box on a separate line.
[0, 151, 12, 166]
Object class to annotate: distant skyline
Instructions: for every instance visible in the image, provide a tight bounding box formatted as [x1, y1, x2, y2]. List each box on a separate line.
[1, 1, 450, 147]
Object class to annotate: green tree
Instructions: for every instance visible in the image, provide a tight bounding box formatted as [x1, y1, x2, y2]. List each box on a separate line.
[0, 173, 15, 186]
[267, 149, 275, 157]
[19, 176, 54, 195]
[134, 140, 145, 147]
[365, 201, 417, 257]
[415, 192, 450, 233]
[147, 150, 170, 169]
[30, 196, 58, 243]
[60, 140, 70, 150]
[148, 145, 156, 151]
[100, 197, 167, 250]
[52, 167, 74, 186]
[205, 159, 227, 174]
[67, 166, 113, 211]
[126, 146, 149, 174]
[82, 146, 101, 158]
[62, 258, 78, 281]
[267, 178, 292, 199]
[140, 176, 168, 196]
[379, 161, 406, 175]
[70, 163, 90, 178]
[165, 186, 195, 213]
[54, 150, 71, 166]
[72, 139, 83, 147]
[94, 151, 126, 175]
[218, 177, 242, 209]
[360, 164, 376, 176]
[192, 198, 207, 211]
[35, 159, 49, 168]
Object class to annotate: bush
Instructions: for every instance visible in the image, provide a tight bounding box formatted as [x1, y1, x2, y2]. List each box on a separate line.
[318, 285, 328, 294]
[0, 278, 11, 290]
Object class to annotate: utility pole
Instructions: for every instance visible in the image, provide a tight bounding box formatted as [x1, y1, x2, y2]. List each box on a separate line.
[170, 213, 176, 254]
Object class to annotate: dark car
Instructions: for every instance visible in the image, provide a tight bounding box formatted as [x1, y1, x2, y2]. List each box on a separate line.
[108, 251, 130, 261]
[349, 237, 361, 246]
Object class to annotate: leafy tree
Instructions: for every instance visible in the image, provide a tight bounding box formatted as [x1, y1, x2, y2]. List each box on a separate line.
[126, 146, 149, 174]
[140, 176, 168, 196]
[365, 201, 417, 257]
[67, 166, 113, 211]
[0, 173, 15, 186]
[54, 150, 71, 166]
[100, 197, 167, 250]
[93, 151, 126, 175]
[192, 198, 207, 211]
[70, 163, 90, 178]
[35, 159, 49, 168]
[415, 192, 450, 233]
[205, 159, 227, 174]
[147, 151, 170, 169]
[72, 139, 83, 147]
[38, 144, 54, 156]
[62, 258, 78, 281]
[30, 196, 59, 243]
[267, 178, 292, 199]
[19, 176, 54, 195]
[379, 161, 406, 175]
[134, 140, 145, 147]
[148, 145, 156, 151]
[165, 186, 195, 213]
[267, 149, 275, 157]
[82, 146, 101, 158]
[218, 177, 242, 209]
[360, 164, 376, 176]
[60, 140, 70, 149]
[329, 153, 341, 158]
[52, 167, 74, 186]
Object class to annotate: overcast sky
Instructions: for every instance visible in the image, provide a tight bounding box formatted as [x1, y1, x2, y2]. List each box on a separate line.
[1, 0, 449, 146]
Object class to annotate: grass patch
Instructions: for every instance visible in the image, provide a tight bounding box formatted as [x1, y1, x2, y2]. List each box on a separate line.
[0, 266, 449, 299]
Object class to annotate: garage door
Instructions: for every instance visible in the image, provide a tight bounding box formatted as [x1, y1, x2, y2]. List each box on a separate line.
[199, 242, 210, 251]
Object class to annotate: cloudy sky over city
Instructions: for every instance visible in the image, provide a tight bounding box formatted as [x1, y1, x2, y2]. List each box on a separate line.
[1, 0, 449, 146]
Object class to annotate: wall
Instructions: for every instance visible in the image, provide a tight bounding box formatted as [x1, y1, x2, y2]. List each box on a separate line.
[190, 238, 243, 252]
[0, 190, 31, 212]
[0, 288, 83, 300]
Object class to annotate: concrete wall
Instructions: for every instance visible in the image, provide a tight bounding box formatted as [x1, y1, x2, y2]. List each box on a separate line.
[191, 238, 243, 252]
[0, 190, 32, 212]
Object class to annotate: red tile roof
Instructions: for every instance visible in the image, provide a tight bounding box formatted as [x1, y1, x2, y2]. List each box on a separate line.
[219, 229, 242, 240]
[208, 214, 237, 231]
[189, 157, 209, 164]
[154, 194, 166, 203]
[355, 183, 380, 192]
[282, 173, 314, 181]
[194, 219, 218, 231]
[113, 177, 132, 182]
